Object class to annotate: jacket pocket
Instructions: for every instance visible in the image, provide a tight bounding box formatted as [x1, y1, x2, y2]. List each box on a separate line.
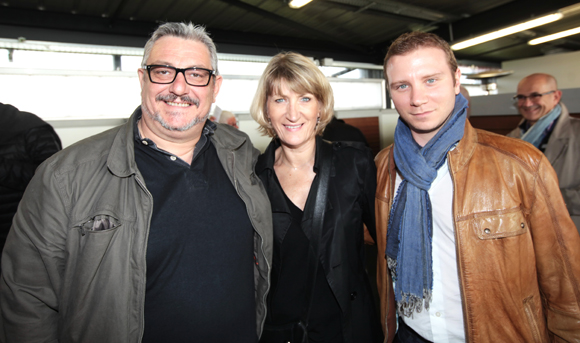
[523, 295, 543, 343]
[73, 212, 122, 236]
[472, 207, 527, 240]
[67, 211, 133, 282]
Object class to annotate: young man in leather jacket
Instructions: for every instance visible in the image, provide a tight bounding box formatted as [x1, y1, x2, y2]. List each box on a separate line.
[375, 31, 580, 343]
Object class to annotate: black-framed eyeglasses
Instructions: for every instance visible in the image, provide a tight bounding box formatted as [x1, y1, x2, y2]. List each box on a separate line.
[144, 65, 216, 87]
[513, 90, 556, 102]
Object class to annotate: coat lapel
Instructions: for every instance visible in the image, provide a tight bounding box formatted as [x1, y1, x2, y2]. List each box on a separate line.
[545, 104, 572, 166]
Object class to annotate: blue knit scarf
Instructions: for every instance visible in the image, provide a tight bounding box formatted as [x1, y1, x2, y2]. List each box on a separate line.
[386, 93, 468, 317]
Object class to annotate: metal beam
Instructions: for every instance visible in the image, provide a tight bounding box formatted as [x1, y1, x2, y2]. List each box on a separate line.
[326, 0, 459, 22]
[321, 0, 429, 24]
[217, 0, 370, 54]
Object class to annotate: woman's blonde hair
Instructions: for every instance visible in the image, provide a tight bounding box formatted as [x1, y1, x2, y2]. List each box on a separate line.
[250, 52, 334, 137]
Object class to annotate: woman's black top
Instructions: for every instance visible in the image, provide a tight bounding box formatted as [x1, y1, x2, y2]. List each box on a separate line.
[256, 136, 384, 343]
[266, 174, 343, 342]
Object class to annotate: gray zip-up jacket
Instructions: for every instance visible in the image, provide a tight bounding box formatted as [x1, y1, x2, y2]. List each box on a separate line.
[0, 108, 273, 343]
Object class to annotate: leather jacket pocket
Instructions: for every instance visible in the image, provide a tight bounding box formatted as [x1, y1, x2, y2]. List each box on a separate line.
[473, 207, 527, 240]
[523, 295, 543, 343]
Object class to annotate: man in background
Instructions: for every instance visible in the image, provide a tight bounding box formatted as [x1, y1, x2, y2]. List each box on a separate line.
[0, 103, 61, 254]
[323, 116, 369, 147]
[508, 73, 580, 231]
[210, 105, 239, 128]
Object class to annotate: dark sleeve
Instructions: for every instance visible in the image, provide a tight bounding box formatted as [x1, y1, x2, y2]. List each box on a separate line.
[27, 125, 62, 165]
[0, 125, 61, 190]
[359, 146, 377, 243]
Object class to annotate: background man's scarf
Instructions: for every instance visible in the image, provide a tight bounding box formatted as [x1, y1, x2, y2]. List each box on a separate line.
[520, 103, 562, 149]
[386, 93, 468, 317]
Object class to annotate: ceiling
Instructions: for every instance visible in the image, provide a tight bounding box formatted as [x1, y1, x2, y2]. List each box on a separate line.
[1, 0, 580, 65]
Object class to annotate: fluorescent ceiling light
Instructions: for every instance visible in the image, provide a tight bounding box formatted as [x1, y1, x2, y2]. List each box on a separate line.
[528, 26, 580, 45]
[288, 0, 313, 9]
[451, 12, 563, 50]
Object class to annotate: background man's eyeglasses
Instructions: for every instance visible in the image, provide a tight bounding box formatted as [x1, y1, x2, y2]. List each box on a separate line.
[144, 65, 216, 87]
[513, 90, 556, 102]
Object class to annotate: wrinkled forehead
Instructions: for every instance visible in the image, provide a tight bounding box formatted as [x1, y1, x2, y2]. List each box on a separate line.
[149, 36, 212, 65]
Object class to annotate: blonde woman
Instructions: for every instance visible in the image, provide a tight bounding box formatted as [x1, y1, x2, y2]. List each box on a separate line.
[252, 52, 382, 343]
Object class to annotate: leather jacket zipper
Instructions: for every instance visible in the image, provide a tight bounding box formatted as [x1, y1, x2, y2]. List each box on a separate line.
[447, 151, 471, 343]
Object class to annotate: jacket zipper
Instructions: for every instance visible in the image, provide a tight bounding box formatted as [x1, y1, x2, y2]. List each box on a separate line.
[229, 150, 271, 336]
[135, 174, 154, 343]
[447, 151, 471, 343]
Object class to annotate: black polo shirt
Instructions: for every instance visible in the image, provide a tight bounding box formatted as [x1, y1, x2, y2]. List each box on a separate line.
[134, 116, 256, 342]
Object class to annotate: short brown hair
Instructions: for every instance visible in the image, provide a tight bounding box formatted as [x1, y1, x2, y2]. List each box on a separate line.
[251, 52, 334, 137]
[383, 32, 458, 85]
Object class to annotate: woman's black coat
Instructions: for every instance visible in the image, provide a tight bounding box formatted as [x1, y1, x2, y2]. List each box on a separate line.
[255, 136, 383, 342]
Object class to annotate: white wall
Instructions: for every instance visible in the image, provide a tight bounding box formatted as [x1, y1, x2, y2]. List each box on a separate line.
[3, 67, 385, 150]
[48, 109, 399, 153]
[498, 50, 580, 94]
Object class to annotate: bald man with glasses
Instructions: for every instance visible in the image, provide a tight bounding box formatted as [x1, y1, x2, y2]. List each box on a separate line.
[508, 73, 580, 232]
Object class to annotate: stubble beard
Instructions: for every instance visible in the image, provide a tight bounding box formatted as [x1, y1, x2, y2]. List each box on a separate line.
[142, 95, 208, 132]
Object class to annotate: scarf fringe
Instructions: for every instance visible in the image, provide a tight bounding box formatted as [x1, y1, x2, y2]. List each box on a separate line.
[387, 256, 398, 280]
[396, 289, 433, 318]
[389, 257, 434, 318]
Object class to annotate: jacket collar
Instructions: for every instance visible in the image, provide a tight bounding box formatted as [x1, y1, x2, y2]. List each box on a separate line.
[210, 121, 247, 151]
[447, 119, 478, 174]
[548, 103, 572, 139]
[390, 119, 477, 176]
[107, 107, 140, 178]
[386, 120, 477, 185]
[106, 106, 247, 178]
[544, 102, 572, 165]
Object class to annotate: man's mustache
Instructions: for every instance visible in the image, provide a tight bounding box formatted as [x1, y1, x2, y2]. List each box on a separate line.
[156, 94, 200, 107]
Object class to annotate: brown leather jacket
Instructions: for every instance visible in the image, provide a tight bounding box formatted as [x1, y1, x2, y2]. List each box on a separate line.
[375, 121, 580, 343]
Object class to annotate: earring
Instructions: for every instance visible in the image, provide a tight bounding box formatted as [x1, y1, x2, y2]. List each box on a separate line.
[315, 116, 320, 130]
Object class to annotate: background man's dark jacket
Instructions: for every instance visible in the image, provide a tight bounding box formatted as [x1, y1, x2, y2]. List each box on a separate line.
[0, 103, 61, 251]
